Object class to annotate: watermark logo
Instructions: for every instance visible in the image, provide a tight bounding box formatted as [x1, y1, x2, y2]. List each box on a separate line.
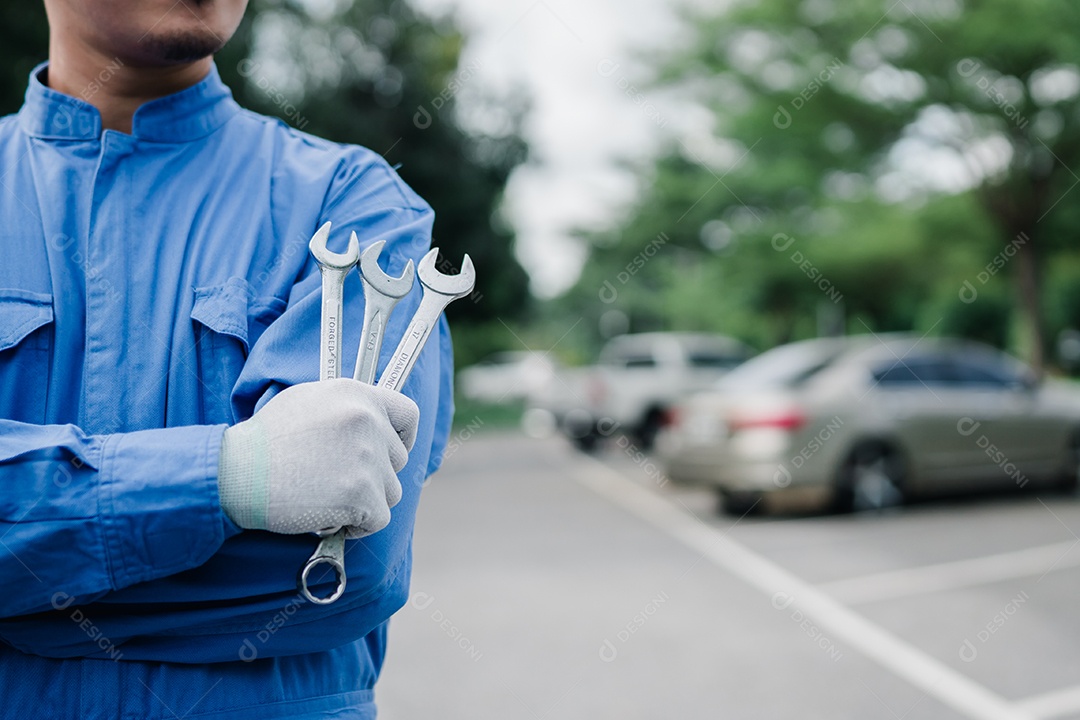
[956, 418, 1030, 488]
[770, 591, 842, 661]
[599, 233, 669, 303]
[409, 591, 483, 661]
[771, 233, 843, 304]
[51, 592, 123, 660]
[598, 591, 670, 663]
[413, 61, 484, 130]
[238, 594, 305, 662]
[958, 232, 1028, 303]
[957, 59, 1029, 130]
[597, 59, 669, 129]
[958, 591, 1029, 662]
[773, 58, 844, 129]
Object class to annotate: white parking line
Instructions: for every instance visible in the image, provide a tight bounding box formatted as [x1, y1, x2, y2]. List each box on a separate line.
[819, 540, 1080, 605]
[575, 455, 1033, 720]
[1016, 685, 1080, 719]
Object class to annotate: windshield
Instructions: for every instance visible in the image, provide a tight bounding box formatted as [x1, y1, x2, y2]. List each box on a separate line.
[715, 340, 847, 390]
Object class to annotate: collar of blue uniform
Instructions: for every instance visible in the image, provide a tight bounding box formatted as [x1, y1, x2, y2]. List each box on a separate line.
[18, 61, 242, 142]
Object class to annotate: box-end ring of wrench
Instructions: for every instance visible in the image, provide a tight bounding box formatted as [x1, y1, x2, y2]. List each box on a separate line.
[299, 240, 415, 604]
[299, 222, 359, 605]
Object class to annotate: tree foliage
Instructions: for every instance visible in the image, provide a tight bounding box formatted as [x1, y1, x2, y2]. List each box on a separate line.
[563, 0, 1080, 369]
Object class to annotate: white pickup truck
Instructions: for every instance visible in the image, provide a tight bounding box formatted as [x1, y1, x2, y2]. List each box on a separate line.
[527, 332, 752, 451]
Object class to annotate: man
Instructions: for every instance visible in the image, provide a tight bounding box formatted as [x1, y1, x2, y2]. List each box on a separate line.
[0, 1, 454, 718]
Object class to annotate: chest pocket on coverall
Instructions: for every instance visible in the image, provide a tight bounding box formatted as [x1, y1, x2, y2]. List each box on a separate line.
[0, 290, 54, 424]
[190, 278, 285, 425]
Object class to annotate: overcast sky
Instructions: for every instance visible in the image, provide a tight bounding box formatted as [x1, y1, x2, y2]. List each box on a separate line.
[410, 0, 687, 297]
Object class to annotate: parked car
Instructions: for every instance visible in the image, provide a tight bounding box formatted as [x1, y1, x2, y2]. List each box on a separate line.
[457, 351, 557, 404]
[655, 334, 1080, 515]
[528, 332, 753, 450]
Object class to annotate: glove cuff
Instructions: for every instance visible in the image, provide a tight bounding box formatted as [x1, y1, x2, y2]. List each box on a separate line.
[217, 417, 271, 530]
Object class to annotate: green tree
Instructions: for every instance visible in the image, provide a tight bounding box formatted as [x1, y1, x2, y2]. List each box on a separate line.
[0, 4, 49, 112]
[217, 0, 530, 333]
[571, 0, 1080, 368]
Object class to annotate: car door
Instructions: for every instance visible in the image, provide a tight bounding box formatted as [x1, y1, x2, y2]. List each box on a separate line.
[949, 352, 1064, 484]
[870, 354, 995, 493]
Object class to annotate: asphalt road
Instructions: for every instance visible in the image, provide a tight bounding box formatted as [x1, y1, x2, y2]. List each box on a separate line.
[377, 429, 1080, 720]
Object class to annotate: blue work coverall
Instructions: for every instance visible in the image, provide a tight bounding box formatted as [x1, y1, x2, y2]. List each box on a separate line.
[0, 62, 454, 719]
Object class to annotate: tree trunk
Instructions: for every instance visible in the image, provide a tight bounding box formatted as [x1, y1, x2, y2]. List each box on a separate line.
[1014, 231, 1045, 375]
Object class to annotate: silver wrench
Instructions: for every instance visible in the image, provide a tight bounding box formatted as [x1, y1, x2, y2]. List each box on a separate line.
[299, 222, 359, 605]
[378, 249, 476, 393]
[309, 223, 359, 383]
[353, 241, 416, 384]
[299, 241, 415, 604]
[299, 246, 474, 605]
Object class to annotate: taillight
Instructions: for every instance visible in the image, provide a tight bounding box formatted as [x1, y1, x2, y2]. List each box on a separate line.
[661, 406, 681, 428]
[727, 409, 806, 432]
[587, 373, 607, 408]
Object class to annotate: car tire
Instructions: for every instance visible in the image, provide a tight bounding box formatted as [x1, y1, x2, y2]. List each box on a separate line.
[833, 442, 906, 513]
[1057, 429, 1080, 494]
[570, 429, 601, 453]
[718, 490, 763, 517]
[634, 408, 665, 451]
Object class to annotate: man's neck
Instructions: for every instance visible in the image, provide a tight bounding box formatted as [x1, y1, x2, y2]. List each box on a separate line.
[47, 38, 211, 134]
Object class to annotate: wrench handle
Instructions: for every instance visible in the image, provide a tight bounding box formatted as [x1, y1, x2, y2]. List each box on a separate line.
[354, 308, 383, 384]
[301, 263, 350, 604]
[318, 267, 347, 382]
[378, 315, 437, 393]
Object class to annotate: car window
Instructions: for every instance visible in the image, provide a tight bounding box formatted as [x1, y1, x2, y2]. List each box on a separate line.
[687, 352, 745, 370]
[716, 341, 846, 390]
[948, 353, 1025, 388]
[872, 356, 953, 386]
[621, 355, 657, 368]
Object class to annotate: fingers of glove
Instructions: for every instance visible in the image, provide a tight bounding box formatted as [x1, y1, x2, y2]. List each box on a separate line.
[340, 459, 400, 539]
[341, 495, 392, 539]
[305, 379, 419, 451]
[385, 470, 403, 509]
[373, 389, 420, 451]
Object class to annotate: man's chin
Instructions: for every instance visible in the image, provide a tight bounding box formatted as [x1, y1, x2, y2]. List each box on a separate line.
[137, 31, 227, 65]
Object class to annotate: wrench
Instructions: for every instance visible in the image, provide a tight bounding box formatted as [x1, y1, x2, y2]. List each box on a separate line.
[299, 246, 474, 605]
[299, 222, 359, 605]
[353, 241, 416, 384]
[299, 241, 415, 604]
[309, 222, 360, 383]
[378, 249, 476, 393]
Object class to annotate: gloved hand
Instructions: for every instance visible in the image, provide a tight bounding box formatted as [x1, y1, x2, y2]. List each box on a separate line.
[217, 378, 419, 539]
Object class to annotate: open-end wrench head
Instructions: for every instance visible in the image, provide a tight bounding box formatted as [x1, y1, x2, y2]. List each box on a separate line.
[358, 238, 416, 298]
[309, 221, 360, 269]
[417, 248, 476, 298]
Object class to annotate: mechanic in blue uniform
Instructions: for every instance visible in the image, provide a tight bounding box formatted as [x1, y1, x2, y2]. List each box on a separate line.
[0, 0, 454, 717]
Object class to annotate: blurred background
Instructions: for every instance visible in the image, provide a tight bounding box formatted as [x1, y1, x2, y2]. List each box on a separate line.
[7, 0, 1080, 717]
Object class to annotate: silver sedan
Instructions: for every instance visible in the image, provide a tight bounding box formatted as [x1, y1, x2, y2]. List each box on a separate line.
[655, 334, 1080, 514]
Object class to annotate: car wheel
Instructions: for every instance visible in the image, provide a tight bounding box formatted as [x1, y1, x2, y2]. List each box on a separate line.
[718, 490, 763, 517]
[634, 408, 665, 451]
[1058, 429, 1080, 494]
[571, 432, 600, 453]
[834, 443, 906, 513]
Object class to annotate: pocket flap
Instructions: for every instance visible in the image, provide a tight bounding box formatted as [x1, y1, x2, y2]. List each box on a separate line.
[0, 290, 54, 352]
[191, 279, 253, 352]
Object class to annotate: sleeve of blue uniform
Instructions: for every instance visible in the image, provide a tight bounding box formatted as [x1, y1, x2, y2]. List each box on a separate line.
[0, 420, 238, 618]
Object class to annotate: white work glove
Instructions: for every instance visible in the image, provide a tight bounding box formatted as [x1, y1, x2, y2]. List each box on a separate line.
[217, 378, 419, 539]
